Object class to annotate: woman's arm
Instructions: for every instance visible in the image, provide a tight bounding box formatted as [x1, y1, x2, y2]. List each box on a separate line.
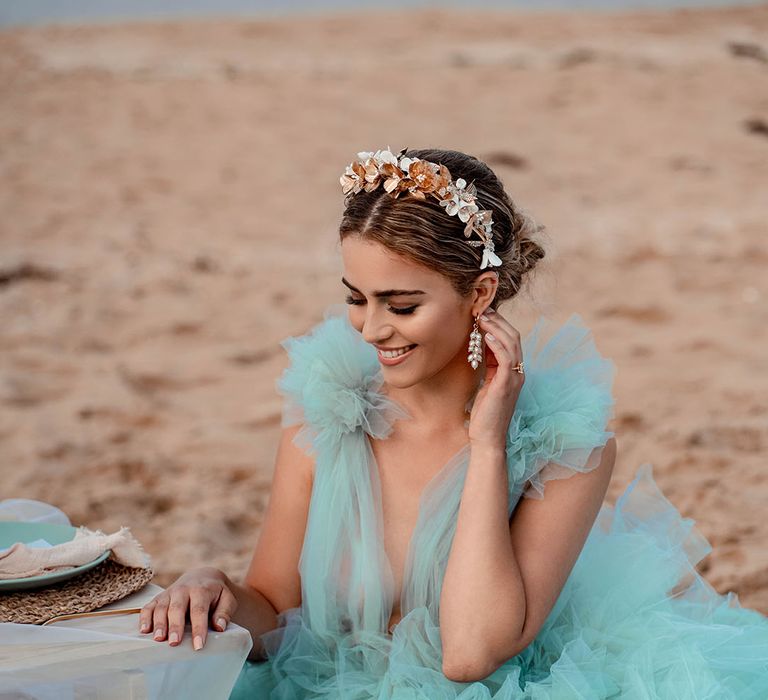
[227, 423, 315, 661]
[439, 436, 617, 682]
[221, 576, 279, 662]
[140, 423, 314, 657]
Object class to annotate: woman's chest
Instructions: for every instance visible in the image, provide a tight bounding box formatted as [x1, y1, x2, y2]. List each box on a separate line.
[368, 431, 470, 624]
[376, 453, 428, 608]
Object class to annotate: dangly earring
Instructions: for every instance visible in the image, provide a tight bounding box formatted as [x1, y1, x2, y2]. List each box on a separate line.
[467, 314, 483, 370]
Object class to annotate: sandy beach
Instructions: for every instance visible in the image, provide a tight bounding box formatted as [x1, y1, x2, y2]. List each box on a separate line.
[1, 5, 767, 611]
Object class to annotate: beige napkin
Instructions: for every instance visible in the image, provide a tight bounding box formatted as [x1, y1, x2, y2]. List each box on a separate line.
[0, 525, 151, 580]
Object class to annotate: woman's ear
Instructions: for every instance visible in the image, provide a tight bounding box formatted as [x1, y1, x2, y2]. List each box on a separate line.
[472, 271, 499, 312]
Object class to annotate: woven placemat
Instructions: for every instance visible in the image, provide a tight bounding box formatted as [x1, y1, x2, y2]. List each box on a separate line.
[0, 558, 154, 625]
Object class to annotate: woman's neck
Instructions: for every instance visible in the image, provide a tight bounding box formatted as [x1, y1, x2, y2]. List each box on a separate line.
[382, 360, 486, 431]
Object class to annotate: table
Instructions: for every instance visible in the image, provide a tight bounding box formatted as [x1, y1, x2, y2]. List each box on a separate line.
[0, 583, 253, 699]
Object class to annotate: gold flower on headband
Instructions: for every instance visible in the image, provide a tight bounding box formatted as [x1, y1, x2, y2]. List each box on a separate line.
[340, 160, 367, 196]
[339, 147, 502, 270]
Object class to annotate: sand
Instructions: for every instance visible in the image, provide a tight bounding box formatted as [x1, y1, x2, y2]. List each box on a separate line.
[1, 5, 767, 612]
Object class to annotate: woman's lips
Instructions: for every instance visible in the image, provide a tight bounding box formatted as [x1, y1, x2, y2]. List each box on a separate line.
[377, 344, 417, 366]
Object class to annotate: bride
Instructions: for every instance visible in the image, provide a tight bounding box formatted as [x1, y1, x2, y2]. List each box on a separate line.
[138, 148, 768, 698]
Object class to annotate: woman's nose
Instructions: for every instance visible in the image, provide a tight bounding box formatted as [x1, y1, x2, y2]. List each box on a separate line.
[360, 309, 392, 346]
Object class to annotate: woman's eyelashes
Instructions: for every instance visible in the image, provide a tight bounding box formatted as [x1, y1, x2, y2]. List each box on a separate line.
[344, 295, 418, 315]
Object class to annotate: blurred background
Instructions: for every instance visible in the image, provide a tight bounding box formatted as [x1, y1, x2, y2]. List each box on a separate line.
[1, 1, 766, 611]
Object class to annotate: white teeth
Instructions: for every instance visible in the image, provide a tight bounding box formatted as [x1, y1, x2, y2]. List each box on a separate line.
[380, 344, 415, 359]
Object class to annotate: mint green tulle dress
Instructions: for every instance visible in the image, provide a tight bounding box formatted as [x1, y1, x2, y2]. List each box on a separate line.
[229, 304, 768, 699]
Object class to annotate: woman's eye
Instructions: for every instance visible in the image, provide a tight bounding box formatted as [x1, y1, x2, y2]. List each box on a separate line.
[344, 296, 417, 315]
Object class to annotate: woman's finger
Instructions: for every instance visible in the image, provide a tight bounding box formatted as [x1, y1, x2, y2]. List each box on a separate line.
[151, 594, 171, 641]
[480, 314, 523, 371]
[479, 313, 521, 353]
[210, 585, 238, 632]
[189, 587, 213, 651]
[166, 588, 191, 646]
[478, 318, 520, 368]
[138, 599, 157, 634]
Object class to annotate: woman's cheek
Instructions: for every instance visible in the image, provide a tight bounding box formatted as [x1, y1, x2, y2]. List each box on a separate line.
[348, 309, 364, 334]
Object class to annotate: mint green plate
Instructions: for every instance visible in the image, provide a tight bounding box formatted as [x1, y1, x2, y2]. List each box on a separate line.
[0, 522, 111, 592]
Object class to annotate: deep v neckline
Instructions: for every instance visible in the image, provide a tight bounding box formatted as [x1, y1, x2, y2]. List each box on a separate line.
[364, 431, 472, 631]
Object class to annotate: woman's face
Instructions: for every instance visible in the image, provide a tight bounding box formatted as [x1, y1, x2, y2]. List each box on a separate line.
[340, 236, 477, 388]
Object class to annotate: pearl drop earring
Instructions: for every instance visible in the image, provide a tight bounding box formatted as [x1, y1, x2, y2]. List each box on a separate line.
[467, 314, 483, 370]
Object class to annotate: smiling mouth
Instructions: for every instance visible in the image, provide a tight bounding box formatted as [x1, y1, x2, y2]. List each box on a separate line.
[378, 344, 417, 359]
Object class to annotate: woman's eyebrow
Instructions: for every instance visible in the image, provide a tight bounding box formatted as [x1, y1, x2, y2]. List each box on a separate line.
[341, 277, 426, 298]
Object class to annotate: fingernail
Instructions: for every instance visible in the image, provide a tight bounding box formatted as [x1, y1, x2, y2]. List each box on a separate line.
[486, 333, 496, 342]
[140, 622, 148, 632]
[487, 308, 496, 314]
[193, 635, 203, 651]
[479, 314, 488, 321]
[154, 628, 164, 640]
[169, 631, 179, 644]
[217, 617, 227, 631]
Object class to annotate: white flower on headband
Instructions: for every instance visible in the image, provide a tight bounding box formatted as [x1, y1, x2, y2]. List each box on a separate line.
[439, 178, 480, 223]
[339, 147, 502, 270]
[481, 240, 503, 269]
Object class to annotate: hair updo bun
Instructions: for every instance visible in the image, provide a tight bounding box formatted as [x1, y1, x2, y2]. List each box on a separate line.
[338, 147, 546, 309]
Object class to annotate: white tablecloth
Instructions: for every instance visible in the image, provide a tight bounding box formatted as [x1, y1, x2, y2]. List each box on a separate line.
[0, 582, 253, 699]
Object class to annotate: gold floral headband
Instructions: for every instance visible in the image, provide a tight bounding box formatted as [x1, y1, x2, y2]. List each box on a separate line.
[339, 147, 503, 270]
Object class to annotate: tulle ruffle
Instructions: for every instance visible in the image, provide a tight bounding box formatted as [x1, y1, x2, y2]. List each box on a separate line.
[275, 304, 411, 455]
[229, 464, 768, 699]
[505, 313, 617, 502]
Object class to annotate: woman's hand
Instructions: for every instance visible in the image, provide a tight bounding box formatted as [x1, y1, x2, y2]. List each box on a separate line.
[467, 308, 525, 452]
[138, 566, 237, 651]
